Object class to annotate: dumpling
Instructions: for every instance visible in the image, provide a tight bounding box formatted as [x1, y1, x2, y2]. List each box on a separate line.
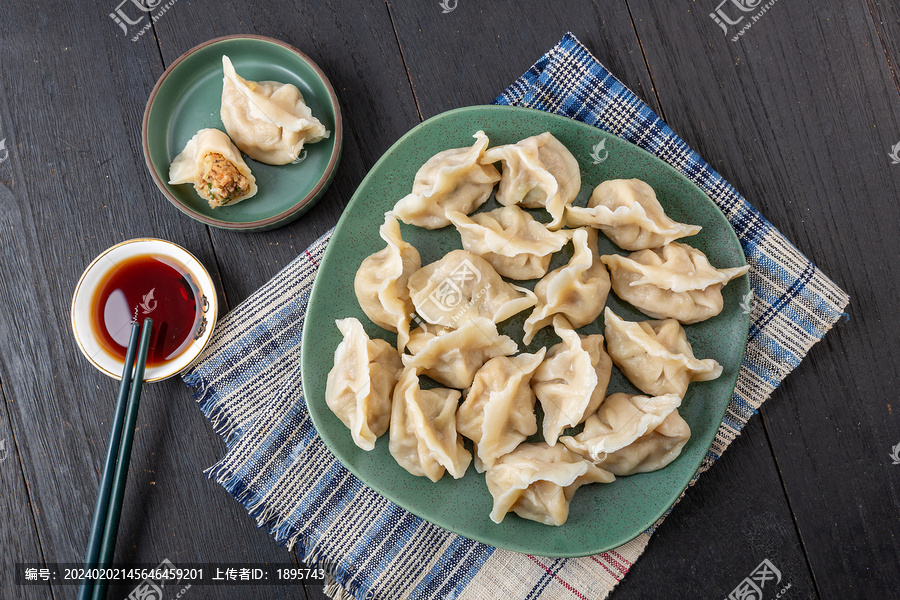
[531, 316, 612, 446]
[565, 179, 701, 250]
[485, 442, 614, 526]
[407, 250, 537, 328]
[523, 228, 610, 344]
[220, 55, 329, 165]
[596, 410, 691, 475]
[402, 317, 517, 389]
[354, 213, 421, 351]
[446, 206, 570, 280]
[456, 350, 545, 472]
[168, 128, 258, 208]
[393, 131, 501, 229]
[325, 318, 402, 451]
[480, 132, 580, 230]
[560, 393, 682, 463]
[602, 242, 749, 323]
[389, 367, 471, 482]
[603, 308, 722, 398]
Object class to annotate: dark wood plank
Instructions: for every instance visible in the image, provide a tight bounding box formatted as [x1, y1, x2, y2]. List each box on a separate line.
[626, 0, 900, 596]
[0, 6, 310, 600]
[613, 419, 817, 599]
[385, 0, 664, 118]
[0, 380, 52, 600]
[153, 0, 422, 306]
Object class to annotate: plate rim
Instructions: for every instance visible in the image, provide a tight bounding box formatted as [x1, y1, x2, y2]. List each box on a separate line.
[141, 34, 343, 231]
[302, 104, 751, 556]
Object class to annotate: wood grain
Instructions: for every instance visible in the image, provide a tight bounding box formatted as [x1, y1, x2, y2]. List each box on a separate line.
[0, 4, 311, 599]
[0, 380, 51, 600]
[626, 0, 900, 596]
[385, 0, 664, 117]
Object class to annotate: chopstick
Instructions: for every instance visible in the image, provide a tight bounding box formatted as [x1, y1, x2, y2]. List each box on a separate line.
[78, 318, 153, 600]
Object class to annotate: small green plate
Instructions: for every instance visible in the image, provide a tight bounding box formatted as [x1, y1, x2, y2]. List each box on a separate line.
[142, 35, 342, 231]
[301, 106, 750, 557]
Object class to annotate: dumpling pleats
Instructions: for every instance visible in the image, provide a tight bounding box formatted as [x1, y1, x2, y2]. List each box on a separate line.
[324, 318, 402, 451]
[565, 179, 700, 250]
[354, 213, 421, 351]
[393, 131, 501, 229]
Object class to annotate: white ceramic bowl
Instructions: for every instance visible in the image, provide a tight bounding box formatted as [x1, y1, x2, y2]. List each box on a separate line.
[71, 238, 218, 381]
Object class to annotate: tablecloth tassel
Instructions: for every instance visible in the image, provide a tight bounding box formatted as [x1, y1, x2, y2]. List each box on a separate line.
[323, 573, 356, 600]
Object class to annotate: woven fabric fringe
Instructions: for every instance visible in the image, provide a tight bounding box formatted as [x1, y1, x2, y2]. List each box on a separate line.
[182, 32, 848, 600]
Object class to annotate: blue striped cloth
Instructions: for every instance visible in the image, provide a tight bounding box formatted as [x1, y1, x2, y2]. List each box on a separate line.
[183, 32, 849, 600]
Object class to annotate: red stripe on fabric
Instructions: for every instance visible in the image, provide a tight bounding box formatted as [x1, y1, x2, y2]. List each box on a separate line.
[609, 550, 633, 570]
[304, 249, 319, 266]
[600, 551, 628, 573]
[527, 556, 591, 600]
[589, 555, 621, 582]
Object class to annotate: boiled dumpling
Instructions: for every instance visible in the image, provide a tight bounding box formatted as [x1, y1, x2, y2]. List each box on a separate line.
[403, 317, 517, 389]
[220, 55, 329, 165]
[480, 132, 580, 230]
[456, 350, 545, 472]
[560, 392, 682, 463]
[446, 206, 570, 280]
[354, 213, 421, 351]
[565, 179, 701, 250]
[325, 318, 402, 451]
[389, 367, 471, 482]
[393, 131, 501, 229]
[603, 308, 722, 398]
[523, 228, 610, 344]
[485, 442, 614, 526]
[407, 250, 536, 328]
[531, 316, 612, 446]
[596, 410, 691, 475]
[602, 242, 749, 324]
[168, 128, 258, 208]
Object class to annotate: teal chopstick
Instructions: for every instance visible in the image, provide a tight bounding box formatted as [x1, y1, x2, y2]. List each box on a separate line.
[90, 318, 153, 600]
[77, 322, 141, 600]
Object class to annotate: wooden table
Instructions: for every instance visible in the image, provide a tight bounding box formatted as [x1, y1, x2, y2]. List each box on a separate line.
[1, 1, 897, 599]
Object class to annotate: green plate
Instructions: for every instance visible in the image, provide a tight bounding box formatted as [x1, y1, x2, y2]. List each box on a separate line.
[301, 106, 750, 557]
[142, 35, 342, 231]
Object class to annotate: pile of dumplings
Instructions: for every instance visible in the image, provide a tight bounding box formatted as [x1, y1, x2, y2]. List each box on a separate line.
[326, 131, 749, 527]
[168, 55, 330, 209]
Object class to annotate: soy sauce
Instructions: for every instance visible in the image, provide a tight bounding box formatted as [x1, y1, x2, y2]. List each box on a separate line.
[92, 254, 202, 368]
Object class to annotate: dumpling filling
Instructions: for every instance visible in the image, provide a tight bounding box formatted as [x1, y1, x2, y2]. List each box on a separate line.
[195, 152, 251, 208]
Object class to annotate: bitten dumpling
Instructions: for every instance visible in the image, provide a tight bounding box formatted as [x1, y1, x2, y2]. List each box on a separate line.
[485, 443, 614, 526]
[446, 206, 570, 280]
[565, 179, 701, 250]
[456, 350, 545, 472]
[389, 367, 472, 482]
[523, 228, 610, 344]
[168, 128, 258, 208]
[354, 213, 421, 351]
[560, 393, 682, 463]
[595, 410, 691, 475]
[480, 132, 580, 230]
[325, 318, 402, 451]
[403, 317, 517, 389]
[602, 242, 749, 324]
[531, 316, 612, 446]
[220, 55, 329, 165]
[407, 250, 537, 328]
[393, 131, 501, 229]
[603, 308, 722, 398]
